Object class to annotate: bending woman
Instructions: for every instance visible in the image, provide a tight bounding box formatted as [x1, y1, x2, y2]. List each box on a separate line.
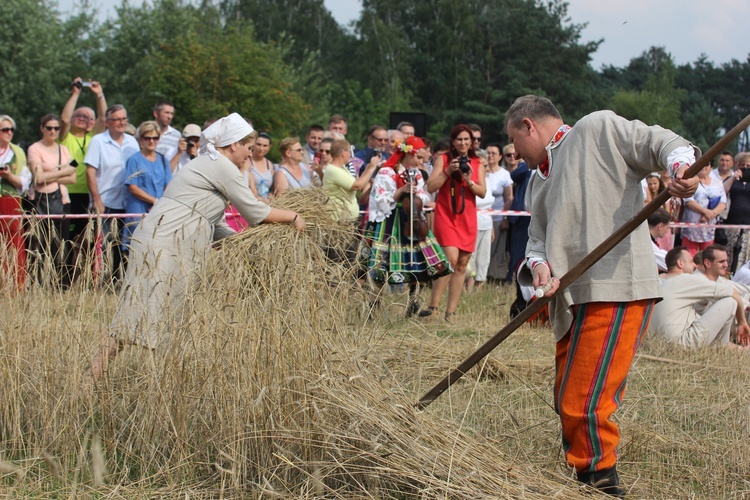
[365, 136, 452, 316]
[420, 125, 486, 321]
[89, 113, 306, 380]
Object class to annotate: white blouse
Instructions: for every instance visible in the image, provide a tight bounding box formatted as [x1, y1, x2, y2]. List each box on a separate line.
[368, 165, 430, 223]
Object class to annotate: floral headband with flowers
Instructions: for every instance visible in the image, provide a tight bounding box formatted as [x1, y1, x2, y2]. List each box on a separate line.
[394, 139, 415, 155]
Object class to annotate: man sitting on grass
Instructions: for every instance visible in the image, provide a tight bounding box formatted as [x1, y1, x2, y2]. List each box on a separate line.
[649, 246, 750, 348]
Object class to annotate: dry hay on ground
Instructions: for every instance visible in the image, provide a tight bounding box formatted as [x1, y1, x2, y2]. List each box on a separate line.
[0, 189, 586, 497]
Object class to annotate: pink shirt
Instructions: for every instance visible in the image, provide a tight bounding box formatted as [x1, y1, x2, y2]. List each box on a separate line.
[27, 142, 72, 194]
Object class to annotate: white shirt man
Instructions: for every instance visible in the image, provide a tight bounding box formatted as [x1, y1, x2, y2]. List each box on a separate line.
[85, 105, 139, 213]
[153, 101, 181, 157]
[710, 151, 734, 185]
[301, 125, 324, 167]
[650, 246, 750, 347]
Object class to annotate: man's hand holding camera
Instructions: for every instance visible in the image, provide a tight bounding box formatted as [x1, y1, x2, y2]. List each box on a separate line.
[177, 137, 199, 160]
[71, 77, 103, 98]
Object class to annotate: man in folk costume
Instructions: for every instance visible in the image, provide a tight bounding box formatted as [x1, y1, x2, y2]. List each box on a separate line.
[506, 95, 699, 496]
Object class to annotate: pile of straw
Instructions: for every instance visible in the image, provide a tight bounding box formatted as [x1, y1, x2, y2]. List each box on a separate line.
[1, 189, 583, 497]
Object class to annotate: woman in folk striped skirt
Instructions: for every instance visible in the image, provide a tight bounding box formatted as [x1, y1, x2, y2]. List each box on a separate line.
[364, 136, 452, 316]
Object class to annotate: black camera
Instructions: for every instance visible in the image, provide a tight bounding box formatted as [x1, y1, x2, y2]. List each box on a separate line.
[371, 147, 381, 157]
[72, 81, 93, 89]
[0, 164, 8, 171]
[459, 154, 470, 174]
[741, 168, 750, 183]
[186, 140, 195, 149]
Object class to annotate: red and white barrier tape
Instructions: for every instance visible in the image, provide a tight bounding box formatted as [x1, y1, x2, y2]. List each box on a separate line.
[3, 210, 750, 230]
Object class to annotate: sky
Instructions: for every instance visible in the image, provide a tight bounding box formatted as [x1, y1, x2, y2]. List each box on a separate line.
[57, 0, 749, 69]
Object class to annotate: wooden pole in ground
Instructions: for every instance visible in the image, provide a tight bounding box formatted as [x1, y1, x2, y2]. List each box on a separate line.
[416, 114, 750, 410]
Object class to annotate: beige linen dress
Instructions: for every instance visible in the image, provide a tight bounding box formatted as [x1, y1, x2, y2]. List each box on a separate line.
[110, 153, 271, 348]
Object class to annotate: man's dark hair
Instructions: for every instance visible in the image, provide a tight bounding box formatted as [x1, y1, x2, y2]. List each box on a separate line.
[666, 246, 687, 270]
[434, 138, 450, 153]
[366, 125, 386, 138]
[693, 251, 703, 267]
[307, 124, 324, 134]
[721, 150, 734, 158]
[648, 208, 671, 227]
[328, 114, 347, 125]
[153, 100, 174, 112]
[703, 244, 727, 264]
[467, 123, 482, 134]
[505, 95, 562, 131]
[105, 104, 126, 119]
[396, 121, 414, 131]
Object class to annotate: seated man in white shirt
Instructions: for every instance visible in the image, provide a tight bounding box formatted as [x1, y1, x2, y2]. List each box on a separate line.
[648, 208, 671, 272]
[650, 246, 750, 347]
[703, 243, 750, 303]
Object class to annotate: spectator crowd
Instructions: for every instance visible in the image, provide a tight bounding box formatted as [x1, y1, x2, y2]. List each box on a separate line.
[2, 78, 750, 344]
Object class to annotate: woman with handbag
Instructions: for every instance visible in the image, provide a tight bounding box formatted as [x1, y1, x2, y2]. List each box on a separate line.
[27, 114, 77, 286]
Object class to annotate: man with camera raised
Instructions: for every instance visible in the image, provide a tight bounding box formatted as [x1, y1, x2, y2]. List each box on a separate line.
[59, 77, 108, 226]
[169, 124, 202, 173]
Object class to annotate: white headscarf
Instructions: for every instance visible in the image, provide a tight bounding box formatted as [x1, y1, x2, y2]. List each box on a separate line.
[200, 113, 254, 160]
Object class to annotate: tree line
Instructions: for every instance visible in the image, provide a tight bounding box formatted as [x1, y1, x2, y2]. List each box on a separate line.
[2, 0, 748, 158]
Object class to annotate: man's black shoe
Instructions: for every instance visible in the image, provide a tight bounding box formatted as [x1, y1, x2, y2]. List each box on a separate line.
[577, 466, 625, 498]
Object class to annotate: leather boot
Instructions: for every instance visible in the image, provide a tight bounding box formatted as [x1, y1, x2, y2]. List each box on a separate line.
[577, 466, 626, 498]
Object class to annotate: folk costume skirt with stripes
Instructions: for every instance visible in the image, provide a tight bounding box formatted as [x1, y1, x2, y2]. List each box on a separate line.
[554, 299, 655, 473]
[363, 204, 452, 284]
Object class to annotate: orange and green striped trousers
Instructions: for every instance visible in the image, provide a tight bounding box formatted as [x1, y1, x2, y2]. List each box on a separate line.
[554, 299, 655, 473]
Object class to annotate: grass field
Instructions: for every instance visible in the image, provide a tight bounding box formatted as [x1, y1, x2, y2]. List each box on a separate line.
[2, 208, 750, 498]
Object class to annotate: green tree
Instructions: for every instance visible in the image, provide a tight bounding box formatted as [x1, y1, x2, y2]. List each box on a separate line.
[85, 0, 311, 145]
[0, 0, 88, 141]
[601, 46, 673, 92]
[352, 0, 602, 142]
[140, 24, 311, 139]
[609, 55, 684, 131]
[89, 0, 213, 124]
[680, 91, 722, 152]
[219, 0, 352, 73]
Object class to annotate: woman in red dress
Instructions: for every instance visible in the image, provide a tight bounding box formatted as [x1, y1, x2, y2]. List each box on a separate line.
[420, 124, 486, 321]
